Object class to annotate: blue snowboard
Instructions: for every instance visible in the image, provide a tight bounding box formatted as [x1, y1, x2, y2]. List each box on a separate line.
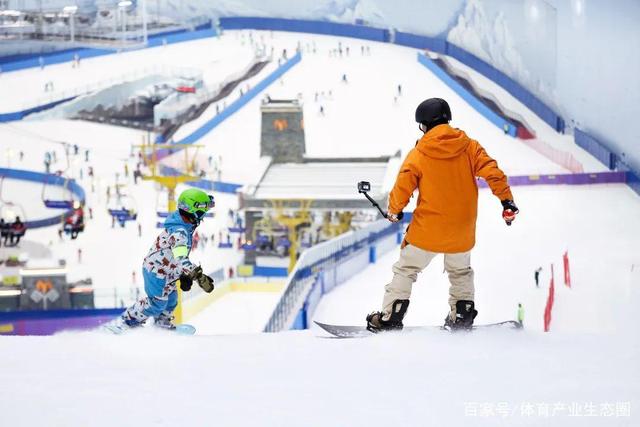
[103, 322, 196, 335]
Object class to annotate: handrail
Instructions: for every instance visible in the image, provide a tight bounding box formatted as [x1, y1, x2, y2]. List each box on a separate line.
[263, 219, 399, 332]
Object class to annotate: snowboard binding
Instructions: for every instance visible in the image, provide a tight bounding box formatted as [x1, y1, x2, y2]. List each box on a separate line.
[366, 299, 410, 333]
[443, 300, 478, 331]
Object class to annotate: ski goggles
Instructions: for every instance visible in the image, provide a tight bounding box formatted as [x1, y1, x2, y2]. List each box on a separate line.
[193, 195, 215, 210]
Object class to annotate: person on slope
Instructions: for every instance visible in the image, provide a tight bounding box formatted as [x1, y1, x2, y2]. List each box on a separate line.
[117, 189, 216, 331]
[366, 98, 518, 332]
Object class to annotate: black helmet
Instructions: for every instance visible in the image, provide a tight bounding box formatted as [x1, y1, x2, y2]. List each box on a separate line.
[415, 98, 451, 131]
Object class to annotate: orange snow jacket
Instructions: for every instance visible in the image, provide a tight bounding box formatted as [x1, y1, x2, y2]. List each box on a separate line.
[388, 124, 513, 253]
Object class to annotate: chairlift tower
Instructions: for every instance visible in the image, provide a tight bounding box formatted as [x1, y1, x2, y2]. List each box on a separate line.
[270, 199, 313, 273]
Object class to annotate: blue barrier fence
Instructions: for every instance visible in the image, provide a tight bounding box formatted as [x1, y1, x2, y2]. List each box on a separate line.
[0, 96, 76, 122]
[264, 219, 403, 332]
[218, 17, 564, 134]
[443, 44, 565, 133]
[417, 53, 517, 137]
[219, 17, 389, 42]
[0, 308, 122, 335]
[395, 31, 446, 52]
[254, 266, 289, 277]
[574, 128, 616, 170]
[573, 128, 640, 197]
[173, 51, 302, 146]
[624, 168, 640, 197]
[0, 167, 86, 228]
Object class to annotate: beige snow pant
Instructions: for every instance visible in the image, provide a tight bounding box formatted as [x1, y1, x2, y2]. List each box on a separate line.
[382, 244, 474, 320]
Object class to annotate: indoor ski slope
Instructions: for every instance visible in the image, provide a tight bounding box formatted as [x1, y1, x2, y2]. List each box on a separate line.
[0, 28, 638, 426]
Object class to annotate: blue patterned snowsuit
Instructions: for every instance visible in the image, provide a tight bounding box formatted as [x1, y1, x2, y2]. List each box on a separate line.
[124, 211, 197, 322]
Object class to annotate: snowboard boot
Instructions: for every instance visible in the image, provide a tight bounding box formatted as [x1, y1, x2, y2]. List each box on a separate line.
[154, 311, 176, 330]
[444, 300, 478, 331]
[121, 308, 146, 328]
[104, 309, 145, 334]
[366, 299, 410, 333]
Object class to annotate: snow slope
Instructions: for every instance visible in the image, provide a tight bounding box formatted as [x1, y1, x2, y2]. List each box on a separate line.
[0, 26, 639, 427]
[0, 35, 257, 113]
[189, 290, 283, 334]
[188, 30, 586, 186]
[313, 184, 640, 333]
[0, 326, 637, 426]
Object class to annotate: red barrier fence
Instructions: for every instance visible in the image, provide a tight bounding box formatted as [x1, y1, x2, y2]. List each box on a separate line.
[522, 138, 584, 173]
[563, 251, 571, 288]
[544, 264, 555, 332]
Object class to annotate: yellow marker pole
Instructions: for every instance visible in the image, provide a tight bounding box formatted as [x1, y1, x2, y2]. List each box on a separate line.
[167, 180, 184, 324]
[174, 280, 184, 325]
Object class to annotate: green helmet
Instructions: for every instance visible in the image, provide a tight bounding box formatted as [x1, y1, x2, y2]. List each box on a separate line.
[177, 188, 215, 222]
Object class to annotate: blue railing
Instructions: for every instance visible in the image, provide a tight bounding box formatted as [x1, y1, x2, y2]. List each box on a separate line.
[0, 167, 86, 228]
[573, 128, 640, 197]
[417, 53, 517, 137]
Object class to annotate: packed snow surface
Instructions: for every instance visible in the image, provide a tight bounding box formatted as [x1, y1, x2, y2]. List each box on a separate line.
[0, 326, 637, 426]
[0, 29, 638, 426]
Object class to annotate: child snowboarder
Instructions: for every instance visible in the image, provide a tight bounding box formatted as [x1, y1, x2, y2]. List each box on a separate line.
[114, 189, 216, 331]
[366, 98, 518, 332]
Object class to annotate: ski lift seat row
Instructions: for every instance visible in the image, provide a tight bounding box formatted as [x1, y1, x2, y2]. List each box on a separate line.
[109, 209, 137, 221]
[44, 199, 74, 209]
[42, 175, 75, 210]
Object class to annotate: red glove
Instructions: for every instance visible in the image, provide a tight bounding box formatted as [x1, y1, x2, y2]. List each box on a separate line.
[501, 200, 519, 226]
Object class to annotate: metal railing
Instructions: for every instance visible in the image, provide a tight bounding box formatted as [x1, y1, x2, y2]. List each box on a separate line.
[263, 219, 400, 332]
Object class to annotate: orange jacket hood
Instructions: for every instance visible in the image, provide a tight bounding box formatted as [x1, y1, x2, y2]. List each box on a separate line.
[415, 124, 470, 160]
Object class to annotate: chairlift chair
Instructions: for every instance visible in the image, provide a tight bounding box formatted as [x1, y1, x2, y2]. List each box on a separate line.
[41, 175, 74, 209]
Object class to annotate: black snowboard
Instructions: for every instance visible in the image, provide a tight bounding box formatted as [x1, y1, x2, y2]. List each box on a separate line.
[314, 320, 522, 338]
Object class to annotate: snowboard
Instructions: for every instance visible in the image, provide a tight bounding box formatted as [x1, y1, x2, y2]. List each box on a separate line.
[314, 320, 522, 338]
[103, 322, 196, 336]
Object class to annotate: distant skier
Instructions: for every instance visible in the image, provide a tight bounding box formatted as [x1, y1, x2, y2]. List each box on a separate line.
[63, 202, 84, 239]
[534, 266, 542, 287]
[114, 189, 216, 331]
[517, 303, 525, 326]
[9, 217, 26, 246]
[366, 98, 518, 332]
[0, 219, 9, 246]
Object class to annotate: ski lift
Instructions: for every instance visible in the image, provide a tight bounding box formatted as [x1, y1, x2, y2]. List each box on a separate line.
[108, 186, 138, 227]
[42, 174, 74, 209]
[241, 240, 256, 251]
[63, 201, 85, 239]
[0, 202, 26, 223]
[0, 176, 27, 223]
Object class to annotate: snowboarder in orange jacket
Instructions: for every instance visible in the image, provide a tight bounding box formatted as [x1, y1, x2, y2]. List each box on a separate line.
[367, 98, 519, 332]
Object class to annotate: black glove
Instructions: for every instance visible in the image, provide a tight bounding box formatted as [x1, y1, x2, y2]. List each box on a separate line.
[189, 265, 204, 280]
[501, 199, 519, 226]
[197, 274, 214, 293]
[187, 265, 215, 293]
[179, 274, 193, 292]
